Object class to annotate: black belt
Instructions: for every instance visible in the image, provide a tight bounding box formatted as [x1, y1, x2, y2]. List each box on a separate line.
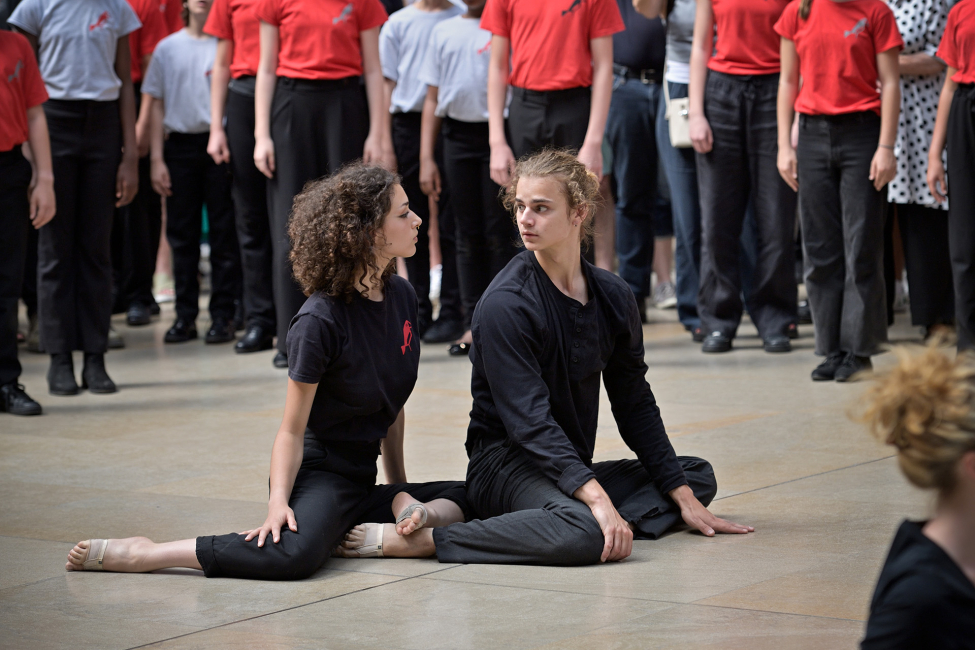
[613, 63, 662, 85]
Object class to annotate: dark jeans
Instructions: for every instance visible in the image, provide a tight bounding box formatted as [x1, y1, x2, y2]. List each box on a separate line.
[226, 84, 275, 331]
[606, 75, 665, 299]
[947, 84, 975, 351]
[798, 112, 887, 357]
[392, 111, 461, 332]
[39, 99, 120, 354]
[696, 71, 797, 339]
[196, 437, 468, 580]
[0, 148, 31, 385]
[433, 442, 717, 565]
[507, 86, 590, 158]
[268, 77, 369, 355]
[442, 118, 519, 330]
[163, 132, 241, 322]
[895, 203, 954, 328]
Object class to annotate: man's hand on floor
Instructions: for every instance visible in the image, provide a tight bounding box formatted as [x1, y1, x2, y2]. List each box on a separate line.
[575, 479, 633, 562]
[669, 485, 754, 537]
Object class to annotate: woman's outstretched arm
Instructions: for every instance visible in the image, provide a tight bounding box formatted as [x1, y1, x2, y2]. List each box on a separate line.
[243, 379, 318, 547]
[381, 409, 407, 484]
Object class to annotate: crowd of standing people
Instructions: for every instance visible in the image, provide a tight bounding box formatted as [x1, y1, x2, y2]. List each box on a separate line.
[1, 0, 974, 412]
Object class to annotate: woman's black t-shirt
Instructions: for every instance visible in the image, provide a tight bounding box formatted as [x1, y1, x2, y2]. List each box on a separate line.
[287, 275, 420, 446]
[862, 519, 975, 649]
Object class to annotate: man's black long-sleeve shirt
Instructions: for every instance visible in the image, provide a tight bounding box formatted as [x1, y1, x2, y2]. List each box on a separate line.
[467, 251, 687, 497]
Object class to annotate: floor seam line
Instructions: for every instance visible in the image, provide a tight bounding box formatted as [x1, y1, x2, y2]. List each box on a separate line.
[684, 601, 864, 623]
[713, 454, 897, 501]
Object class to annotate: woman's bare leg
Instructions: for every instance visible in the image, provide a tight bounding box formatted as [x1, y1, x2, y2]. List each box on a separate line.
[66, 537, 201, 572]
[337, 525, 437, 558]
[392, 491, 464, 536]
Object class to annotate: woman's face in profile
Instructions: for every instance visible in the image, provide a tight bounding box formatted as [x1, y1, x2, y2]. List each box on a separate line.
[378, 184, 421, 260]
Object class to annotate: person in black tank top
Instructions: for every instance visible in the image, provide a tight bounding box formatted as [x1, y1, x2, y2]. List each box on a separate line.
[859, 344, 975, 648]
[63, 163, 468, 580]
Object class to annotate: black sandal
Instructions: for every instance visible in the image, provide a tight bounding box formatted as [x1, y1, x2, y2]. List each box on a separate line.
[448, 342, 471, 357]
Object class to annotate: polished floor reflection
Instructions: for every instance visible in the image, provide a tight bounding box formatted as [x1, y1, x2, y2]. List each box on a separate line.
[1, 305, 929, 649]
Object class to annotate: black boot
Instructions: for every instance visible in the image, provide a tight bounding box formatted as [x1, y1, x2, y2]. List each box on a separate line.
[48, 353, 79, 396]
[81, 353, 117, 394]
[0, 383, 42, 415]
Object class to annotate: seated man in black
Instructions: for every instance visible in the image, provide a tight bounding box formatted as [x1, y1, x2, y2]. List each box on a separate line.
[340, 149, 752, 564]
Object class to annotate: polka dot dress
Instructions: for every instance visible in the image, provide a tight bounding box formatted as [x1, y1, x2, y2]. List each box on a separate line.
[889, 0, 949, 209]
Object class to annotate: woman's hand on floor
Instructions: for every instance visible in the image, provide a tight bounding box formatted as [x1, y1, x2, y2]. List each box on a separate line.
[243, 500, 297, 547]
[670, 485, 753, 537]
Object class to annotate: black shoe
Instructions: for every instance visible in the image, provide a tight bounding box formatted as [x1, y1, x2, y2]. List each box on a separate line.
[811, 352, 846, 381]
[763, 334, 792, 353]
[636, 296, 647, 324]
[701, 331, 732, 353]
[0, 383, 42, 415]
[835, 353, 872, 383]
[422, 319, 465, 344]
[149, 300, 161, 316]
[48, 353, 78, 396]
[126, 302, 152, 327]
[448, 342, 471, 357]
[164, 318, 198, 343]
[787, 323, 799, 340]
[691, 326, 705, 343]
[797, 300, 813, 325]
[235, 325, 274, 353]
[81, 353, 117, 393]
[272, 351, 288, 369]
[205, 317, 236, 344]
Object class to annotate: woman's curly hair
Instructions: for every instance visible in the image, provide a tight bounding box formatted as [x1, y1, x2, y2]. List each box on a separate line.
[288, 162, 401, 302]
[856, 341, 975, 494]
[501, 148, 601, 250]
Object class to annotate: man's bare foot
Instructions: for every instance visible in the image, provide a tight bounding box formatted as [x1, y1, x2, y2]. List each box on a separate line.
[392, 491, 426, 536]
[336, 523, 436, 558]
[65, 537, 153, 572]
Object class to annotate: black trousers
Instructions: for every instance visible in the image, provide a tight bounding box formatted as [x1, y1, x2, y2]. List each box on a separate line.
[896, 203, 954, 328]
[0, 148, 32, 385]
[226, 84, 275, 331]
[442, 118, 519, 330]
[196, 437, 468, 580]
[111, 85, 162, 311]
[392, 112, 461, 332]
[947, 84, 975, 351]
[268, 77, 368, 355]
[40, 99, 120, 354]
[696, 71, 798, 339]
[798, 112, 888, 357]
[507, 86, 591, 158]
[163, 132, 241, 322]
[433, 441, 717, 565]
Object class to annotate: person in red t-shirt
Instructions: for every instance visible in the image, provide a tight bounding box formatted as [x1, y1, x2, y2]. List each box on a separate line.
[481, 0, 623, 186]
[253, 0, 392, 369]
[204, 0, 276, 357]
[928, 0, 975, 353]
[776, 0, 902, 382]
[0, 29, 55, 416]
[687, 0, 799, 356]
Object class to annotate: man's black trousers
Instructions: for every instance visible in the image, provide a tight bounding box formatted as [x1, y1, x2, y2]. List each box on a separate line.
[947, 83, 975, 351]
[507, 86, 590, 158]
[433, 441, 717, 565]
[163, 132, 241, 323]
[0, 148, 31, 385]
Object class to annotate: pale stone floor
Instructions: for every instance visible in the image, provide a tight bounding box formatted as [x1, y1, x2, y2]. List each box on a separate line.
[1, 302, 932, 649]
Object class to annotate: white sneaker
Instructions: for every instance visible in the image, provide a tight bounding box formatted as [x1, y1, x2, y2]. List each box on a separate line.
[653, 282, 678, 309]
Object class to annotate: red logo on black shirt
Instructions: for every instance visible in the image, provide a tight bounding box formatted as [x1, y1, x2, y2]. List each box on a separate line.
[401, 320, 414, 355]
[89, 11, 109, 31]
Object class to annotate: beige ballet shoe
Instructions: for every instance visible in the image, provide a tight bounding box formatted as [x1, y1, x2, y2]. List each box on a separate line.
[341, 523, 384, 558]
[396, 503, 427, 531]
[77, 539, 109, 570]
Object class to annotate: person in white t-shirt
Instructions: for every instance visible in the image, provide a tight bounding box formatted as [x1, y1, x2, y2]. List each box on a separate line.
[9, 0, 142, 397]
[143, 0, 242, 347]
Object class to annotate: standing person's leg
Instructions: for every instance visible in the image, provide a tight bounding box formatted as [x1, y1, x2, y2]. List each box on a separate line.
[898, 203, 954, 329]
[744, 74, 797, 345]
[164, 135, 206, 339]
[203, 153, 241, 342]
[433, 135, 463, 331]
[696, 73, 750, 349]
[797, 116, 845, 364]
[226, 88, 275, 350]
[122, 154, 161, 322]
[835, 115, 887, 363]
[478, 132, 520, 274]
[605, 78, 656, 306]
[549, 86, 591, 151]
[947, 86, 975, 351]
[657, 81, 703, 335]
[506, 89, 548, 159]
[0, 148, 40, 414]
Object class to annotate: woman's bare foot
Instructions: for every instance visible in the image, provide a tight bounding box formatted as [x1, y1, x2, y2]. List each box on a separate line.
[66, 537, 153, 572]
[336, 523, 436, 558]
[391, 491, 465, 535]
[392, 491, 426, 536]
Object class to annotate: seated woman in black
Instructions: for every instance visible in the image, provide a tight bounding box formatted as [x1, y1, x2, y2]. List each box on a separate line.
[64, 163, 467, 579]
[340, 150, 752, 565]
[859, 344, 975, 649]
